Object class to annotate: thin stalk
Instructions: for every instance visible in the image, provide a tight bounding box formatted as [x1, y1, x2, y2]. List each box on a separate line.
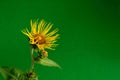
[30, 47, 34, 72]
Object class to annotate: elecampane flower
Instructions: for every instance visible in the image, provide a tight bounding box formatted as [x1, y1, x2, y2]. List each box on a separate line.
[22, 20, 59, 50]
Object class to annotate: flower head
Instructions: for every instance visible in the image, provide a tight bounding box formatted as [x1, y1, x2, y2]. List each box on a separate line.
[22, 20, 59, 51]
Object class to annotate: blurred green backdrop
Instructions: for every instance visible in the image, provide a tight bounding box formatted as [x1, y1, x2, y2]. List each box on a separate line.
[0, 0, 120, 80]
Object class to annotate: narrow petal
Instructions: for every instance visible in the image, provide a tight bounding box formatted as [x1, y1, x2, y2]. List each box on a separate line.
[42, 23, 53, 35]
[30, 20, 37, 34]
[46, 28, 59, 37]
[46, 44, 59, 50]
[21, 28, 33, 38]
[38, 20, 46, 33]
[46, 34, 59, 42]
[21, 28, 29, 36]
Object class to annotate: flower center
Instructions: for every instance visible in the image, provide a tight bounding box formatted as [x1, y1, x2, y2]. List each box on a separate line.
[33, 34, 46, 45]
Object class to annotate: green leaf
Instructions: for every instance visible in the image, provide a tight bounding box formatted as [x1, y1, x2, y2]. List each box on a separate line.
[0, 66, 39, 80]
[35, 58, 61, 68]
[0, 66, 24, 80]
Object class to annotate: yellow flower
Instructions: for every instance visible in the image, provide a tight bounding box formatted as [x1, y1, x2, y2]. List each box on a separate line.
[22, 19, 59, 51]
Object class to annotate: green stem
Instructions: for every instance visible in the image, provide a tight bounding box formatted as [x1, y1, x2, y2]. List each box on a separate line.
[30, 47, 34, 72]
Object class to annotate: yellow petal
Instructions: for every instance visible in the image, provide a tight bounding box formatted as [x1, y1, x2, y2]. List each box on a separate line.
[46, 44, 59, 50]
[46, 28, 59, 37]
[42, 23, 53, 35]
[38, 20, 46, 33]
[46, 34, 59, 43]
[21, 28, 32, 38]
[30, 20, 37, 34]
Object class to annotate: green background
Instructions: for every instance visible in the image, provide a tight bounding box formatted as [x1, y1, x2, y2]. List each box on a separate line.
[0, 0, 120, 80]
